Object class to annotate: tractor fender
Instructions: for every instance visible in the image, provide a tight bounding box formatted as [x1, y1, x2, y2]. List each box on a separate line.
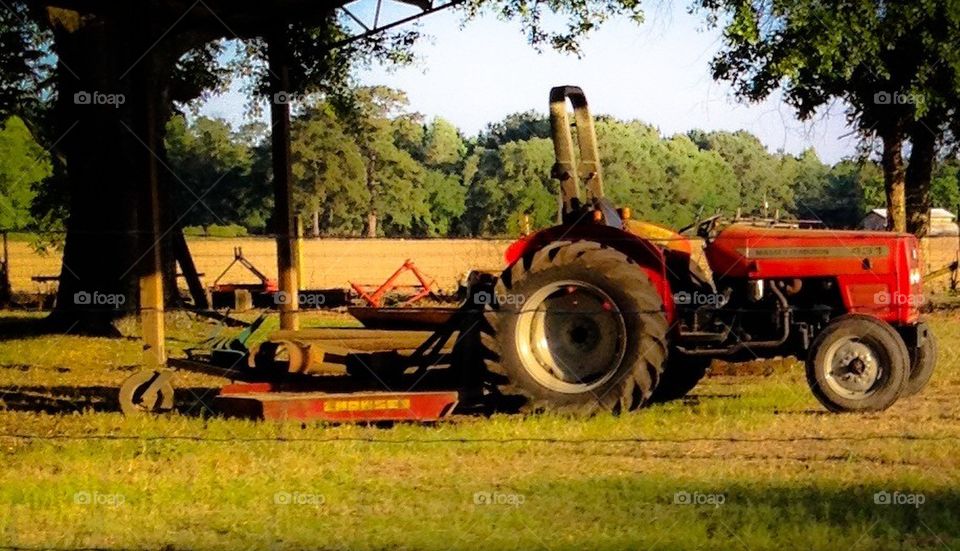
[504, 224, 675, 322]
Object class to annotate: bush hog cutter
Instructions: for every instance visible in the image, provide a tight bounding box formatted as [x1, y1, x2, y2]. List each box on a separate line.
[471, 85, 935, 414]
[119, 85, 935, 421]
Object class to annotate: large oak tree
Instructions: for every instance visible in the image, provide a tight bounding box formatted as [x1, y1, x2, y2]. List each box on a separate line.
[0, 0, 646, 333]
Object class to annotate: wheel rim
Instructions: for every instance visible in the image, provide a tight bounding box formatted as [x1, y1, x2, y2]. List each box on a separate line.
[822, 337, 883, 398]
[119, 371, 174, 415]
[514, 280, 626, 393]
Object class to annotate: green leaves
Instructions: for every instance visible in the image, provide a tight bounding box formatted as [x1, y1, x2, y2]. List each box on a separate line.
[0, 115, 51, 230]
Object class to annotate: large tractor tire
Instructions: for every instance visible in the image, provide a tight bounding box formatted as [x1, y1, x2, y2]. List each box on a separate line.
[805, 314, 909, 412]
[904, 330, 937, 397]
[479, 241, 668, 414]
[651, 352, 711, 403]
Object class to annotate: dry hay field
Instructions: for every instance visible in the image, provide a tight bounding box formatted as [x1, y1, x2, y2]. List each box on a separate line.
[7, 235, 960, 297]
[5, 237, 513, 296]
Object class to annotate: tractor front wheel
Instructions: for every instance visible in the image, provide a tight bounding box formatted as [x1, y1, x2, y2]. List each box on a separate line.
[479, 241, 668, 414]
[805, 315, 909, 412]
[904, 330, 937, 397]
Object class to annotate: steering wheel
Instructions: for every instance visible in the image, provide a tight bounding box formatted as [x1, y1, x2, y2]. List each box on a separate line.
[694, 214, 723, 239]
[679, 214, 723, 238]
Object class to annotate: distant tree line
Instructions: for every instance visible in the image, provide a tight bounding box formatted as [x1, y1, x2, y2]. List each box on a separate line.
[5, 86, 960, 239]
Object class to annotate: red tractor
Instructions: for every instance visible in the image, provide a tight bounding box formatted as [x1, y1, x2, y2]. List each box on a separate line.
[475, 86, 936, 414]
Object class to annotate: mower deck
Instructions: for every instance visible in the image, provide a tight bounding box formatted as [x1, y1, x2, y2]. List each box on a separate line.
[214, 383, 458, 422]
[148, 309, 475, 422]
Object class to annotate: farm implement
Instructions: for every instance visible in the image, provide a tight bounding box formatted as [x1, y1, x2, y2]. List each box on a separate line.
[119, 85, 936, 421]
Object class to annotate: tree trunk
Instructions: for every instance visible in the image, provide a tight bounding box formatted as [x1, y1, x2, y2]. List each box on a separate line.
[366, 210, 378, 238]
[365, 153, 378, 238]
[46, 15, 140, 335]
[905, 121, 937, 237]
[879, 126, 907, 233]
[45, 10, 183, 334]
[312, 209, 320, 237]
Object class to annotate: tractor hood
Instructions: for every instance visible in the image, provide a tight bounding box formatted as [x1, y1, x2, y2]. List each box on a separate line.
[705, 223, 916, 280]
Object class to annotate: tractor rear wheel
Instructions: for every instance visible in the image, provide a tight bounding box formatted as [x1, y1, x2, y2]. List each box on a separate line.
[478, 241, 668, 414]
[904, 330, 937, 397]
[651, 352, 711, 403]
[805, 314, 909, 412]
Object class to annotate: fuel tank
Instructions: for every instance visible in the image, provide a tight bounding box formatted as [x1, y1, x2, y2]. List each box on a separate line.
[624, 219, 692, 255]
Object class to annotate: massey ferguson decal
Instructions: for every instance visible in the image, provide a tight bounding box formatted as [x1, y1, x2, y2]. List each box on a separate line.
[737, 245, 889, 259]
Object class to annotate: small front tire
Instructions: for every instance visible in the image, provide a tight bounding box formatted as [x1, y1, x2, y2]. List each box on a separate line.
[904, 330, 937, 397]
[805, 315, 909, 412]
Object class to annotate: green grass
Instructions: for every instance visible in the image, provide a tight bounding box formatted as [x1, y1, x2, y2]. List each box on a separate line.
[0, 311, 959, 550]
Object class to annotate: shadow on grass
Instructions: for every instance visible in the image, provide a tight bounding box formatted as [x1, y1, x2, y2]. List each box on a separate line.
[0, 384, 222, 415]
[0, 312, 126, 341]
[513, 477, 960, 549]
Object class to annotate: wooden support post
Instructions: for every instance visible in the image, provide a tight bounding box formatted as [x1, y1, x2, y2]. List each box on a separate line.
[294, 215, 304, 291]
[0, 231, 9, 305]
[173, 228, 209, 310]
[268, 33, 299, 330]
[136, 53, 166, 369]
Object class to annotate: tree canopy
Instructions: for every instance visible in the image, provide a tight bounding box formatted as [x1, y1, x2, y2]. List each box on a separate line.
[698, 0, 960, 235]
[7, 84, 930, 240]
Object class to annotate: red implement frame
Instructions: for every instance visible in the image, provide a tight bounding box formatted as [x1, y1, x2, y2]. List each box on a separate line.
[212, 247, 279, 293]
[350, 259, 437, 307]
[214, 383, 458, 422]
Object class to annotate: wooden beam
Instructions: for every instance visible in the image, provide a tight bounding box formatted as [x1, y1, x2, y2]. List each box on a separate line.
[268, 33, 299, 331]
[173, 228, 209, 310]
[134, 10, 166, 369]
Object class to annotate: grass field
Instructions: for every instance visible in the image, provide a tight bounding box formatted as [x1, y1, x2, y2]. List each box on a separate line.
[0, 310, 959, 550]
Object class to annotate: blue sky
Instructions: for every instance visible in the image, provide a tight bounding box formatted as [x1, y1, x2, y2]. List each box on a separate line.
[198, 0, 861, 164]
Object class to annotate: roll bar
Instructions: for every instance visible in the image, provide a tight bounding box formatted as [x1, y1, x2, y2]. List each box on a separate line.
[549, 85, 604, 216]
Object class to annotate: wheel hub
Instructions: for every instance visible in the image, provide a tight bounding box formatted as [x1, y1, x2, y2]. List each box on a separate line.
[515, 280, 626, 393]
[824, 340, 881, 397]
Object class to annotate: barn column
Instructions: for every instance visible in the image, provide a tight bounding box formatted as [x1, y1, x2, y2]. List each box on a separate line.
[268, 32, 300, 331]
[134, 23, 166, 369]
